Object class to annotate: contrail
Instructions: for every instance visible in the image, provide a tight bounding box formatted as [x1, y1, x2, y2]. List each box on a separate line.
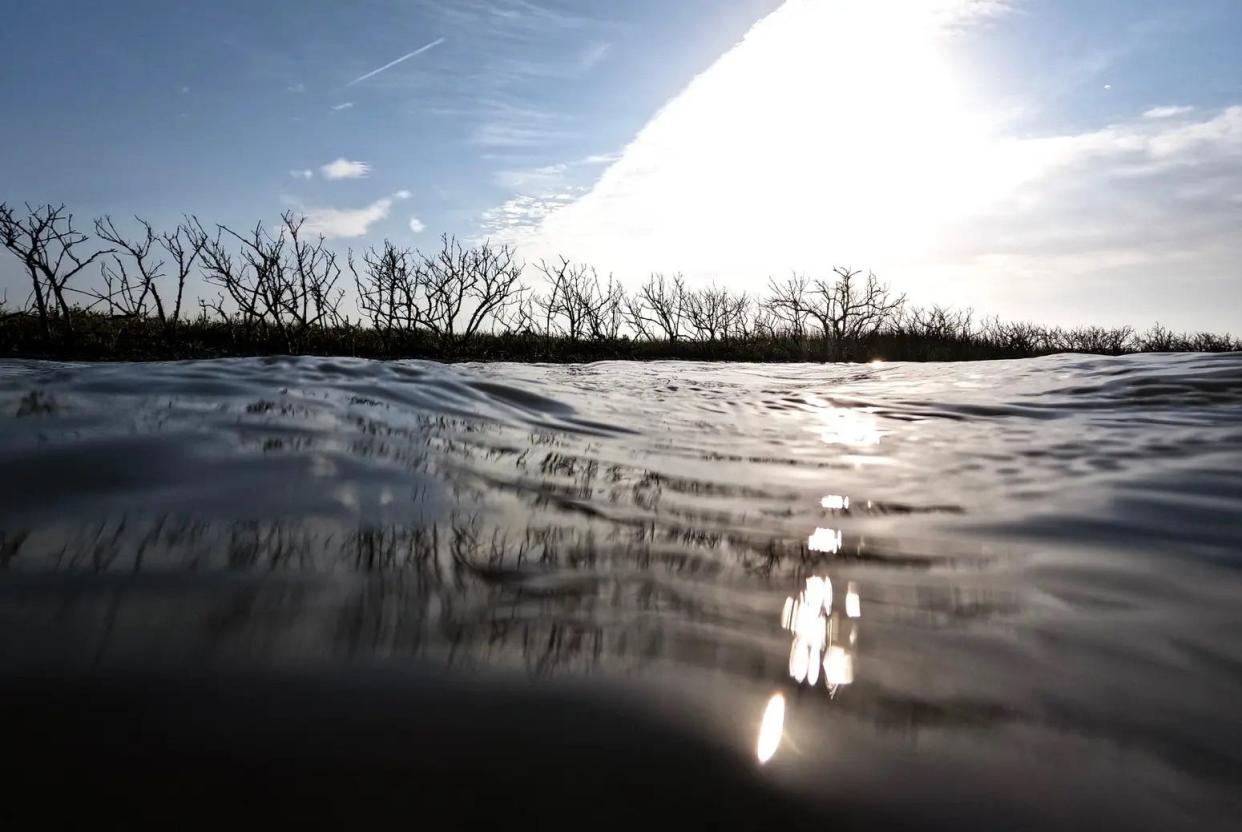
[347, 37, 445, 86]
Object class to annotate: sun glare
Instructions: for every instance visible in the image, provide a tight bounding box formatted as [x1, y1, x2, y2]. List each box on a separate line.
[529, 0, 1022, 288]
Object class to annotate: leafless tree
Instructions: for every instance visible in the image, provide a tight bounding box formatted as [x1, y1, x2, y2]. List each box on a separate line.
[283, 212, 346, 330]
[981, 317, 1047, 354]
[581, 273, 626, 341]
[494, 290, 539, 336]
[764, 274, 812, 337]
[160, 219, 209, 328]
[199, 218, 290, 332]
[623, 273, 686, 342]
[903, 305, 975, 340]
[684, 284, 750, 342]
[808, 268, 905, 343]
[1186, 331, 1237, 352]
[91, 216, 208, 330]
[350, 240, 416, 333]
[748, 303, 779, 339]
[533, 257, 614, 341]
[766, 268, 905, 354]
[351, 235, 523, 343]
[414, 236, 524, 343]
[1055, 324, 1133, 355]
[0, 203, 113, 336]
[198, 212, 344, 339]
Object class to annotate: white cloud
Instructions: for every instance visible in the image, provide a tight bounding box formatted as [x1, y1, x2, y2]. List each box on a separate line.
[331, 102, 354, 112]
[289, 169, 314, 180]
[320, 158, 371, 180]
[408, 217, 426, 233]
[490, 0, 1242, 330]
[1144, 105, 1194, 119]
[299, 189, 411, 238]
[303, 197, 394, 239]
[288, 82, 306, 94]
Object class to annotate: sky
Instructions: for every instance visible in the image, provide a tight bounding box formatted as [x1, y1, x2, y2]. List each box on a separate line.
[2, 0, 1240, 331]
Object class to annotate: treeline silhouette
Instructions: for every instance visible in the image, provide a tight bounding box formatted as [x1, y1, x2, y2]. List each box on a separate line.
[1, 202, 1236, 361]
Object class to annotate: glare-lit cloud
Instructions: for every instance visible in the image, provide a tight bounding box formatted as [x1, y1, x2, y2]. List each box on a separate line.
[346, 38, 445, 86]
[479, 191, 581, 240]
[302, 190, 410, 239]
[489, 0, 1242, 329]
[320, 158, 371, 180]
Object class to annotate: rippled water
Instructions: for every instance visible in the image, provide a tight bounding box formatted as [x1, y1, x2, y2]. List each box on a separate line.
[2, 353, 1240, 827]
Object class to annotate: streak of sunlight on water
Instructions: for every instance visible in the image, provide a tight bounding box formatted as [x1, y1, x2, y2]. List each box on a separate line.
[757, 693, 785, 764]
[1, 352, 1241, 827]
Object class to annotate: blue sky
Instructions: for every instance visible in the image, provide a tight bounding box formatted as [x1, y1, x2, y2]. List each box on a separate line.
[2, 0, 1241, 330]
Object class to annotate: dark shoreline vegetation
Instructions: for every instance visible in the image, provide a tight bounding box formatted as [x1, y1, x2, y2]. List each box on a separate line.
[2, 202, 1237, 362]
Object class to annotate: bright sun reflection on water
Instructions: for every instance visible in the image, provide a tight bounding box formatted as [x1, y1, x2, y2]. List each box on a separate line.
[782, 576, 860, 696]
[845, 581, 861, 619]
[807, 527, 843, 554]
[756, 693, 785, 764]
[808, 397, 882, 447]
[821, 494, 850, 510]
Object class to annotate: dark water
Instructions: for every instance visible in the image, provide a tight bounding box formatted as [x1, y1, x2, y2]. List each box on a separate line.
[2, 354, 1240, 827]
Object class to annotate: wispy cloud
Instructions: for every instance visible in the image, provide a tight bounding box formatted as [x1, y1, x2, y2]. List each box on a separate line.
[580, 152, 620, 165]
[289, 169, 314, 180]
[302, 191, 410, 239]
[494, 163, 568, 189]
[287, 82, 306, 94]
[493, 151, 619, 191]
[434, 0, 607, 35]
[1144, 105, 1195, 119]
[474, 124, 574, 148]
[579, 42, 612, 72]
[331, 101, 354, 112]
[467, 95, 579, 148]
[347, 37, 445, 86]
[320, 158, 370, 180]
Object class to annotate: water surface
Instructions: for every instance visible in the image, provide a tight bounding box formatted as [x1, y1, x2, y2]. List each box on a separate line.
[1, 354, 1240, 827]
